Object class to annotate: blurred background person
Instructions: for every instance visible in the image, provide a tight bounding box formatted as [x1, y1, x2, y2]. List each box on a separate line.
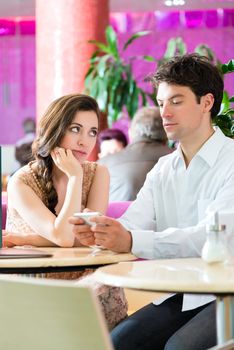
[98, 106, 172, 201]
[98, 128, 128, 159]
[15, 117, 36, 168]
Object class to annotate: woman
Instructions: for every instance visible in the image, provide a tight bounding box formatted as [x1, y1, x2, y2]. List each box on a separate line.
[4, 94, 128, 330]
[5, 93, 109, 247]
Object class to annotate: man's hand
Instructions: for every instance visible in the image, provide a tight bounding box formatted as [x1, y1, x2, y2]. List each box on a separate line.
[68, 216, 95, 246]
[89, 216, 132, 253]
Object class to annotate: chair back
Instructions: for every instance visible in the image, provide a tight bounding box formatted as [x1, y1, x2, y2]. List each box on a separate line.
[0, 277, 113, 350]
[106, 201, 132, 219]
[1, 200, 133, 228]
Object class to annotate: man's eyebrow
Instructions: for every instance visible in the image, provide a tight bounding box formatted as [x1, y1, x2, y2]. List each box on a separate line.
[157, 93, 184, 101]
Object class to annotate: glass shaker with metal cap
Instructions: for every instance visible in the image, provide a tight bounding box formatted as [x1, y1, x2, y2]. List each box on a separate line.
[201, 212, 228, 263]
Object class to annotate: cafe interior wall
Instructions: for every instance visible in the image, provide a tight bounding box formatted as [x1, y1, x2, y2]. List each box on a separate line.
[0, 9, 234, 147]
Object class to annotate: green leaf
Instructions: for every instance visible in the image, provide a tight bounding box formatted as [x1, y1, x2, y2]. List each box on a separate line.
[123, 31, 151, 51]
[85, 66, 94, 79]
[220, 90, 230, 114]
[139, 89, 147, 106]
[229, 96, 234, 102]
[214, 112, 234, 138]
[125, 82, 139, 118]
[221, 64, 229, 74]
[95, 55, 110, 78]
[105, 26, 119, 60]
[88, 40, 113, 55]
[163, 38, 177, 59]
[195, 44, 216, 62]
[90, 76, 100, 99]
[177, 38, 187, 55]
[228, 59, 234, 71]
[96, 79, 108, 110]
[221, 60, 234, 74]
[163, 37, 187, 60]
[142, 55, 157, 62]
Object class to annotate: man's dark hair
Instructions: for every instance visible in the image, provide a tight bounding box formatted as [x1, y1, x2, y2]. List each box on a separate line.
[151, 54, 224, 119]
[98, 128, 128, 147]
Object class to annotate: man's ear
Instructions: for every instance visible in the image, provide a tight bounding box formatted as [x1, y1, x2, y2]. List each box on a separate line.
[203, 93, 214, 113]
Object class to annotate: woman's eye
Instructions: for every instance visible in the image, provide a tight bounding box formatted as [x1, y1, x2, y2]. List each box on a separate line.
[70, 126, 80, 133]
[90, 129, 98, 137]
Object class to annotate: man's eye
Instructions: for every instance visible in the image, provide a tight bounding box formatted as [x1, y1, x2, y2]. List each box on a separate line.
[172, 100, 181, 105]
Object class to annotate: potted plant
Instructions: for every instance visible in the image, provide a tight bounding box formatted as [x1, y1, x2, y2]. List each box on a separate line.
[214, 59, 234, 138]
[84, 25, 155, 127]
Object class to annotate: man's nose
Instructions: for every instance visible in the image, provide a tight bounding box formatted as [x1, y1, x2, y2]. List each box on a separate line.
[161, 104, 172, 119]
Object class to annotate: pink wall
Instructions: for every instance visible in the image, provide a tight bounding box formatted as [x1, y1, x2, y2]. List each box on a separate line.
[0, 10, 234, 145]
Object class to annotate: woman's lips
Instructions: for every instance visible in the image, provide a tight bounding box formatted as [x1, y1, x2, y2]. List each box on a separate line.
[72, 150, 87, 157]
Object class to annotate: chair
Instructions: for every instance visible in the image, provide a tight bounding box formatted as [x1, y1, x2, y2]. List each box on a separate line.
[1, 200, 132, 229]
[0, 276, 113, 350]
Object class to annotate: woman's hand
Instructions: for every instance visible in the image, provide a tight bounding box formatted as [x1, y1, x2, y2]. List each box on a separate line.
[2, 231, 28, 247]
[51, 147, 83, 178]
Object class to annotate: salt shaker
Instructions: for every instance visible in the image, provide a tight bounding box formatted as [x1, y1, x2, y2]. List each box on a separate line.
[201, 212, 228, 263]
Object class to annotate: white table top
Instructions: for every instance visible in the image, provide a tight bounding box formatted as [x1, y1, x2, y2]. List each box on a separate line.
[95, 258, 234, 294]
[0, 247, 136, 269]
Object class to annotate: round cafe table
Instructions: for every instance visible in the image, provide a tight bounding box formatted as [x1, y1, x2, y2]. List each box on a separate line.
[0, 246, 136, 274]
[95, 257, 234, 347]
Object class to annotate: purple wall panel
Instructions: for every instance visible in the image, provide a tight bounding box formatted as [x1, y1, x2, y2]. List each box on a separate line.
[0, 34, 35, 144]
[0, 11, 234, 144]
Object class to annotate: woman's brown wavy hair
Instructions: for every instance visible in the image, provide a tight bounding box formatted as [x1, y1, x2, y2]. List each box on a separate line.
[32, 94, 100, 214]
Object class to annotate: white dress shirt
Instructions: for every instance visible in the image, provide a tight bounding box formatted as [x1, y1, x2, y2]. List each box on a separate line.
[119, 127, 234, 310]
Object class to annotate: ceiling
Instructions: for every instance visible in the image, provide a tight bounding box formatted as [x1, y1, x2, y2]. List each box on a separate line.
[0, 0, 234, 17]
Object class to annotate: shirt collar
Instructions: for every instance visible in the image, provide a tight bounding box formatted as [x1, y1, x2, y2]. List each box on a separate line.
[171, 127, 226, 169]
[196, 127, 226, 167]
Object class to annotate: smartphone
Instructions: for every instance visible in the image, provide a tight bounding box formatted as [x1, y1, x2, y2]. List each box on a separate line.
[73, 212, 101, 226]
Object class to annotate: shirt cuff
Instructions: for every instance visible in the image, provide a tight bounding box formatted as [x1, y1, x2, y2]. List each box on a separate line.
[131, 230, 156, 259]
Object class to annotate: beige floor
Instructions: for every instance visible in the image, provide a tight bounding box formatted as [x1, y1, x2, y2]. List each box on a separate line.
[125, 289, 170, 315]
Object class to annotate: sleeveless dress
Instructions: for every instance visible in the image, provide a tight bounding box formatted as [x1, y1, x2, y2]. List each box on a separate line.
[6, 161, 128, 329]
[6, 160, 97, 234]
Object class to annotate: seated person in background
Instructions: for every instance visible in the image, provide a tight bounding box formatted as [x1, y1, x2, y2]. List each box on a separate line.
[98, 106, 172, 201]
[5, 94, 109, 248]
[15, 117, 36, 167]
[16, 117, 36, 146]
[98, 128, 128, 159]
[70, 54, 234, 349]
[15, 142, 34, 167]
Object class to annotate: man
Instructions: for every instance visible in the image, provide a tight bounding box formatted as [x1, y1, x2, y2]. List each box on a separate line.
[98, 107, 172, 201]
[70, 54, 234, 349]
